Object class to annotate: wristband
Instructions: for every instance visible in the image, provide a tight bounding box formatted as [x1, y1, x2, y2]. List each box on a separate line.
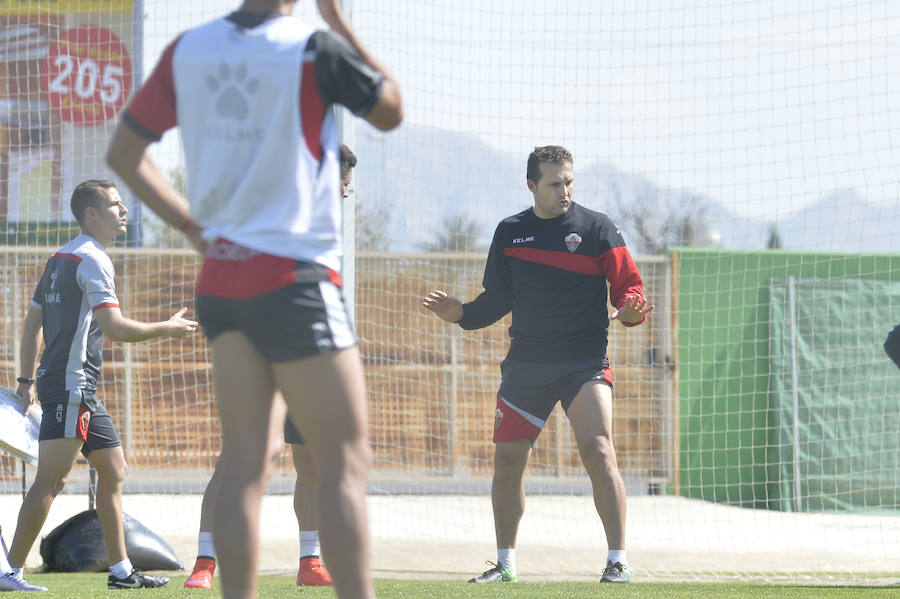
[179, 217, 197, 232]
[17, 376, 35, 385]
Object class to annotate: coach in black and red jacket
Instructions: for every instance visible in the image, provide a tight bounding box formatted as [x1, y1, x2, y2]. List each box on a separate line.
[423, 145, 654, 585]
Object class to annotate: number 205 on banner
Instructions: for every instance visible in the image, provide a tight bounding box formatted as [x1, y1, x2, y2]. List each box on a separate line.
[44, 25, 133, 126]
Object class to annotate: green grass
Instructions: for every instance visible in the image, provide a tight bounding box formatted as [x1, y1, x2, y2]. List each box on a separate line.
[16, 572, 900, 599]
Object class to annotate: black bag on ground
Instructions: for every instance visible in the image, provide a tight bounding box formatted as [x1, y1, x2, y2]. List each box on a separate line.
[39, 510, 182, 572]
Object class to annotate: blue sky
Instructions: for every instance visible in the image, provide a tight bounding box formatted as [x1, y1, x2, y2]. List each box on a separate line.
[140, 1, 900, 250]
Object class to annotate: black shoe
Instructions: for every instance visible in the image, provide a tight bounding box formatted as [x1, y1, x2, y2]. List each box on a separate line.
[467, 561, 517, 583]
[600, 561, 632, 583]
[108, 569, 171, 589]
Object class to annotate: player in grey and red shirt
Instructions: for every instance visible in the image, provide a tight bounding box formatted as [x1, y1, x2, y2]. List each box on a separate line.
[2, 180, 196, 592]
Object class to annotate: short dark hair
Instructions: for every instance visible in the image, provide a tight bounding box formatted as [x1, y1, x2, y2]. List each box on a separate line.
[339, 143, 357, 179]
[71, 179, 117, 224]
[526, 145, 573, 184]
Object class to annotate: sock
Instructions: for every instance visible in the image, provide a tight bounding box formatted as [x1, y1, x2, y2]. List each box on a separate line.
[197, 531, 216, 560]
[109, 558, 134, 579]
[0, 547, 11, 575]
[607, 549, 627, 566]
[299, 530, 320, 559]
[497, 548, 516, 573]
[12, 567, 23, 579]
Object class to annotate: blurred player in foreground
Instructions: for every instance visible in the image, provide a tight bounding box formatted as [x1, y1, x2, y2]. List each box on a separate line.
[106, 0, 402, 597]
[0, 180, 196, 592]
[885, 323, 900, 368]
[183, 144, 358, 590]
[423, 146, 653, 585]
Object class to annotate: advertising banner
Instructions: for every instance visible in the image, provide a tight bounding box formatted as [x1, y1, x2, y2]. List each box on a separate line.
[0, 0, 138, 242]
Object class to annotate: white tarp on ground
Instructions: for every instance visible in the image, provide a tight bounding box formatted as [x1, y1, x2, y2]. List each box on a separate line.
[0, 387, 41, 465]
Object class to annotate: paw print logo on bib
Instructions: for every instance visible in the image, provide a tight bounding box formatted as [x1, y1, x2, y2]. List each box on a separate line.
[206, 64, 260, 121]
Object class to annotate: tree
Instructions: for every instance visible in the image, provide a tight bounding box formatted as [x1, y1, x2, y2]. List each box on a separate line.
[355, 199, 393, 252]
[608, 177, 720, 255]
[418, 213, 484, 252]
[767, 225, 783, 249]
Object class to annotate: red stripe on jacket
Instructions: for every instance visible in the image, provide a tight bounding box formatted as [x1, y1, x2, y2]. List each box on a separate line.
[504, 245, 646, 326]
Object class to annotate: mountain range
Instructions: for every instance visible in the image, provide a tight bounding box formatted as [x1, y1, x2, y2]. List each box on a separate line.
[352, 124, 899, 255]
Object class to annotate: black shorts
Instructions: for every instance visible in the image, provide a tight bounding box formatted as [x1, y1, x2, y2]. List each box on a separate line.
[38, 390, 121, 457]
[493, 357, 613, 443]
[284, 413, 304, 445]
[195, 239, 356, 362]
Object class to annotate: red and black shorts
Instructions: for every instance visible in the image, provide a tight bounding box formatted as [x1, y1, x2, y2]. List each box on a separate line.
[493, 356, 613, 444]
[195, 239, 356, 362]
[38, 390, 121, 457]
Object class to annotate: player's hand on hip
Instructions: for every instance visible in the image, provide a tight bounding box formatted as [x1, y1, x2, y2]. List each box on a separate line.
[166, 307, 199, 338]
[423, 290, 463, 323]
[16, 385, 36, 415]
[611, 295, 655, 325]
[185, 227, 208, 256]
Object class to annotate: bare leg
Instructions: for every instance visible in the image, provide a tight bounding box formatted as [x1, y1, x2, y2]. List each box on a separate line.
[86, 446, 129, 564]
[7, 438, 82, 567]
[199, 398, 285, 544]
[197, 461, 221, 540]
[292, 445, 319, 532]
[272, 346, 371, 599]
[567, 381, 626, 550]
[209, 331, 278, 599]
[491, 440, 532, 549]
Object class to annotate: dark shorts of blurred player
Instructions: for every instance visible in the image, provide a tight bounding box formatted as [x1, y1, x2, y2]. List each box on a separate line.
[284, 414, 305, 445]
[195, 238, 357, 363]
[38, 392, 121, 457]
[885, 323, 900, 369]
[493, 357, 614, 443]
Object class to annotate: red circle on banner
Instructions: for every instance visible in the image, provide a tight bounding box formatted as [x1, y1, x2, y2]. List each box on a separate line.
[44, 26, 133, 127]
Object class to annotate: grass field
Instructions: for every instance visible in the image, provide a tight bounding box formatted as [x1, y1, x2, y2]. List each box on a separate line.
[15, 572, 900, 599]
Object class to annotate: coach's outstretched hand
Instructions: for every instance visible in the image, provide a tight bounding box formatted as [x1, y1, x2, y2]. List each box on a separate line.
[423, 290, 464, 324]
[610, 295, 655, 326]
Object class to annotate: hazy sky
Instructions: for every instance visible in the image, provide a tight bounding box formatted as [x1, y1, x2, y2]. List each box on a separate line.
[140, 0, 900, 227]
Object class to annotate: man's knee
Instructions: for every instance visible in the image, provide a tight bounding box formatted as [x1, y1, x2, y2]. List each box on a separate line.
[345, 439, 372, 476]
[579, 435, 617, 471]
[221, 440, 270, 473]
[493, 442, 530, 479]
[317, 439, 371, 481]
[111, 460, 128, 483]
[90, 450, 129, 484]
[46, 474, 70, 497]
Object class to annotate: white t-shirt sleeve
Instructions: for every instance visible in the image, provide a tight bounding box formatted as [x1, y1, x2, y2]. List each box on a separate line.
[78, 253, 120, 311]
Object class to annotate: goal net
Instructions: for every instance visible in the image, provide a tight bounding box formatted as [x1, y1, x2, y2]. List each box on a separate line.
[1, 0, 898, 584]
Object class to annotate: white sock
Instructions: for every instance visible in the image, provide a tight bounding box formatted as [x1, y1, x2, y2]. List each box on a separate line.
[497, 548, 516, 573]
[0, 547, 11, 575]
[198, 531, 216, 560]
[109, 558, 134, 579]
[607, 549, 627, 566]
[299, 530, 320, 559]
[12, 567, 23, 579]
